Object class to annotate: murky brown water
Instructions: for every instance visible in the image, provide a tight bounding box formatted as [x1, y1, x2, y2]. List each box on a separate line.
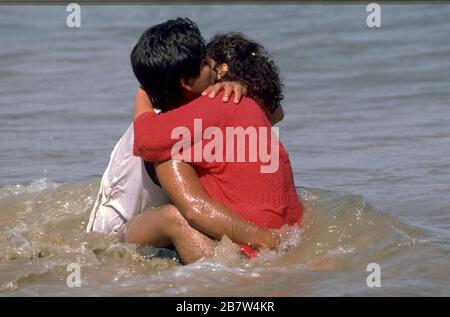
[0, 180, 446, 296]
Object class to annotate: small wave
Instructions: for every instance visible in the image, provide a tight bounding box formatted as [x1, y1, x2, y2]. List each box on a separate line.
[0, 179, 427, 295]
[0, 178, 59, 200]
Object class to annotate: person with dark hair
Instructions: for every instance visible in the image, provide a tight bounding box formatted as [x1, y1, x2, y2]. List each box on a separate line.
[126, 18, 304, 264]
[130, 18, 214, 112]
[205, 32, 284, 125]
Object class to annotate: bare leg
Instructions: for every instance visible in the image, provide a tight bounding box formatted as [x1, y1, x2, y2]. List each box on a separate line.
[124, 204, 215, 264]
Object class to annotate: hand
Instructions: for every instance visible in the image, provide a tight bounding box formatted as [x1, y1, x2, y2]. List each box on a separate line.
[201, 81, 248, 104]
[265, 226, 292, 250]
[275, 226, 290, 239]
[257, 228, 282, 250]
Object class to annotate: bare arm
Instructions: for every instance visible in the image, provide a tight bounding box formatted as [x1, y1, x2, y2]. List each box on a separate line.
[132, 85, 248, 162]
[134, 87, 153, 120]
[134, 82, 247, 121]
[155, 160, 279, 249]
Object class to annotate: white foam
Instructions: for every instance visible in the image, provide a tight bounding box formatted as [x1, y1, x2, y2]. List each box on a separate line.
[0, 178, 59, 200]
[278, 224, 303, 253]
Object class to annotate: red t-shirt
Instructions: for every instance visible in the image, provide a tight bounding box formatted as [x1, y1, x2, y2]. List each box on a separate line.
[133, 93, 303, 257]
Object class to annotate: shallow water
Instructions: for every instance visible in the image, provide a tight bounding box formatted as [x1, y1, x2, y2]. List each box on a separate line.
[1, 4, 449, 296]
[0, 180, 438, 296]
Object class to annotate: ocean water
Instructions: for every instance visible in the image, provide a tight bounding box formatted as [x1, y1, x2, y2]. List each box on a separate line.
[0, 4, 449, 296]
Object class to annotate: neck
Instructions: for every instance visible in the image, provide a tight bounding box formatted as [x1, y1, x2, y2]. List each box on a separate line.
[181, 90, 199, 105]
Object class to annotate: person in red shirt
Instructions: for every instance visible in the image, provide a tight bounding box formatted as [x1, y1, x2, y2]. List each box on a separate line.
[125, 19, 303, 263]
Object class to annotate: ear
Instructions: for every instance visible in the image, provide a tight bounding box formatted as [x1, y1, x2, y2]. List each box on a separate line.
[216, 63, 229, 80]
[180, 77, 194, 92]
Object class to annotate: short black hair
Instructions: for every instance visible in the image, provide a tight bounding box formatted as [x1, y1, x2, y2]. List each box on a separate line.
[130, 18, 206, 111]
[207, 33, 283, 114]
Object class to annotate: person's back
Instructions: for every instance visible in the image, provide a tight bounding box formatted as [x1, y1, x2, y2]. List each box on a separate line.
[133, 92, 303, 234]
[193, 96, 301, 229]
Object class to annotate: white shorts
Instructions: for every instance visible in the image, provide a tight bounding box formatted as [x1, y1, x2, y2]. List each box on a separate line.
[86, 123, 170, 234]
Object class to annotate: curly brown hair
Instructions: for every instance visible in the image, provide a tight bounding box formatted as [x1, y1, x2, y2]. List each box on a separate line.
[206, 33, 283, 114]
